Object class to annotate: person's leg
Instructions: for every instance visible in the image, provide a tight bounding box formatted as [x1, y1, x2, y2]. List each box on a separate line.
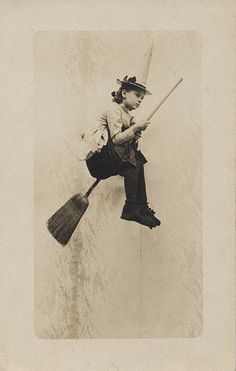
[123, 165, 139, 204]
[120, 164, 156, 228]
[137, 164, 148, 206]
[137, 164, 161, 226]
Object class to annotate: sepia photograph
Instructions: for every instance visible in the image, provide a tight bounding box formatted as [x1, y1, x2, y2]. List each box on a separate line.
[34, 31, 202, 339]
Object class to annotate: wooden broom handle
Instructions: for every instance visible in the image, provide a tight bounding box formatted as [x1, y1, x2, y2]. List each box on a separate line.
[146, 78, 183, 121]
[85, 178, 101, 198]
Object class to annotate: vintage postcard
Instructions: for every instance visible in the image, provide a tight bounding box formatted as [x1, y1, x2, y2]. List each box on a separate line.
[0, 2, 235, 371]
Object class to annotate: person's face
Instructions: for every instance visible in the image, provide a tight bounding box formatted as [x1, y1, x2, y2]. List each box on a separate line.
[122, 89, 146, 110]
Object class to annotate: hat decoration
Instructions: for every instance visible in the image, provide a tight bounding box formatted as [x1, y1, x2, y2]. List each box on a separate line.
[116, 75, 152, 95]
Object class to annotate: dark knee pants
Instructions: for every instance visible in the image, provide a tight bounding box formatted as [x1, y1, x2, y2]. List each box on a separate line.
[119, 162, 147, 205]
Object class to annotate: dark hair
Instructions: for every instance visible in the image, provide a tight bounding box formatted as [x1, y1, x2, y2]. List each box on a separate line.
[111, 83, 134, 104]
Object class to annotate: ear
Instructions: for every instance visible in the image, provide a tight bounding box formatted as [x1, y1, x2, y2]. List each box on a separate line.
[121, 89, 127, 98]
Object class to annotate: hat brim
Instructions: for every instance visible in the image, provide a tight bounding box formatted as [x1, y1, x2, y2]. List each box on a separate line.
[116, 79, 152, 95]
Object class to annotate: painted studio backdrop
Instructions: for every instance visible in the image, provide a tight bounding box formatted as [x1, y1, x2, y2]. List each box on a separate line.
[34, 31, 202, 338]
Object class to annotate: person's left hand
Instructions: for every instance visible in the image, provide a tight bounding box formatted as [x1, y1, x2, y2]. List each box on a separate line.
[134, 131, 142, 141]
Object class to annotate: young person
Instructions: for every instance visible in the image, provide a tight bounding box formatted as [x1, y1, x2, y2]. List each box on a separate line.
[83, 75, 161, 229]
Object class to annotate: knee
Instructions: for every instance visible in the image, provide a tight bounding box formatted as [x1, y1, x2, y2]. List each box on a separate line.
[119, 164, 137, 177]
[127, 165, 139, 176]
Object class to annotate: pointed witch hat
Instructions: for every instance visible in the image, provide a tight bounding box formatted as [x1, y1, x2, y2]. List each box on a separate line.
[116, 40, 154, 95]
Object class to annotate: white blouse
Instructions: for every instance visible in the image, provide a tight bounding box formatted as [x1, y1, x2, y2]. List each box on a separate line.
[78, 102, 137, 160]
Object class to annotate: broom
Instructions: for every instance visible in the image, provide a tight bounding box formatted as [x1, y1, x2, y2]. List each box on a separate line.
[47, 78, 183, 246]
[47, 178, 100, 246]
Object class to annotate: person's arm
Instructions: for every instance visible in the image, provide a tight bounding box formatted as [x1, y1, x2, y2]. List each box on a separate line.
[130, 117, 142, 141]
[106, 109, 138, 145]
[134, 131, 142, 141]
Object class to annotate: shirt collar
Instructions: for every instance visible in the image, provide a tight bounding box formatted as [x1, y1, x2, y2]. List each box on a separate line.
[120, 103, 131, 114]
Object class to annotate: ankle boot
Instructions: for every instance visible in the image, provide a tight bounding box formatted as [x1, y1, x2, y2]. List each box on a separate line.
[121, 202, 157, 228]
[140, 203, 161, 226]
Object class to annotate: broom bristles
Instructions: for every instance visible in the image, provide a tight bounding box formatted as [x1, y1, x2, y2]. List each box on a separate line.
[47, 193, 89, 246]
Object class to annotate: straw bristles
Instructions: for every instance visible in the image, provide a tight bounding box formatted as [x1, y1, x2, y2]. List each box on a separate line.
[47, 194, 89, 246]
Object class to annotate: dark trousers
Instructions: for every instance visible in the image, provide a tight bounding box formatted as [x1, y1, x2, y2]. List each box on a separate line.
[119, 162, 148, 206]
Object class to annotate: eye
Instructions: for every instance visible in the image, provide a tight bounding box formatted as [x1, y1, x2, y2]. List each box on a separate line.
[135, 91, 144, 100]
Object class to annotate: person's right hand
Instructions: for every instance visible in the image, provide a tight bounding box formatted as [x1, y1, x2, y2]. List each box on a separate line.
[135, 119, 151, 131]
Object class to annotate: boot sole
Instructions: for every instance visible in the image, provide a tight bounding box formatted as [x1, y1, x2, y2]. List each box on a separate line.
[120, 215, 156, 228]
[140, 212, 161, 226]
[151, 218, 161, 226]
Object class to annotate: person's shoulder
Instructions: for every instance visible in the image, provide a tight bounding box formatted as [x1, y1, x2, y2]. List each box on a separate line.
[105, 102, 122, 115]
[97, 101, 118, 113]
[96, 102, 121, 123]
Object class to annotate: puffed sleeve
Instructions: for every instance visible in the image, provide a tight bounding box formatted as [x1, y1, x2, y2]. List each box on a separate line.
[106, 108, 136, 145]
